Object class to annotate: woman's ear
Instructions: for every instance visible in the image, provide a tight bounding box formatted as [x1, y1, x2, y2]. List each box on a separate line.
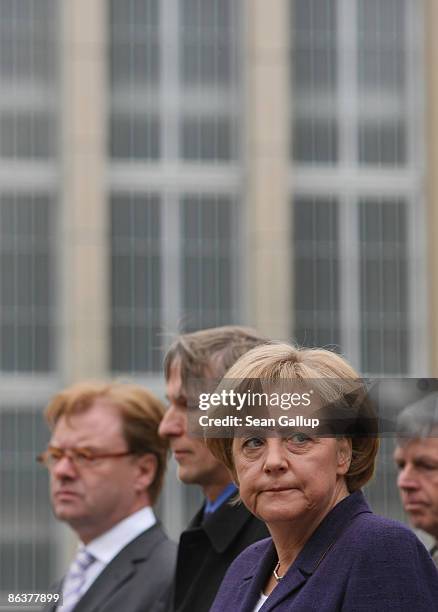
[336, 438, 352, 476]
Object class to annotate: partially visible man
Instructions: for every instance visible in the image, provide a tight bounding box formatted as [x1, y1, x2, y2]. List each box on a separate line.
[394, 392, 438, 567]
[159, 326, 270, 612]
[39, 381, 176, 612]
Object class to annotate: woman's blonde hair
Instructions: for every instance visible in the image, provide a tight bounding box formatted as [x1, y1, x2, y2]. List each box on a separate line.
[206, 343, 379, 492]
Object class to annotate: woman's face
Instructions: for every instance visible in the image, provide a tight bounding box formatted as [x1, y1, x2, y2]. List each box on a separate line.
[232, 434, 351, 526]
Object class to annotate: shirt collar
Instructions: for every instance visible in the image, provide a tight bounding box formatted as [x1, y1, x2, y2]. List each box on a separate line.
[85, 506, 156, 564]
[204, 483, 237, 515]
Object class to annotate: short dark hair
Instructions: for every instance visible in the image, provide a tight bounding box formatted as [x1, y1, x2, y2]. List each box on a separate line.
[163, 325, 269, 389]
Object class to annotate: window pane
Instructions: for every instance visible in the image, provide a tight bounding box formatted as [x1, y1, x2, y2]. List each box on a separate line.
[0, 112, 55, 159]
[0, 409, 54, 591]
[293, 0, 337, 92]
[110, 113, 160, 160]
[181, 116, 235, 161]
[110, 194, 162, 373]
[357, 0, 405, 93]
[293, 117, 338, 164]
[109, 0, 159, 86]
[181, 195, 238, 330]
[0, 194, 54, 372]
[357, 0, 407, 167]
[180, 0, 237, 86]
[293, 196, 340, 348]
[358, 119, 406, 166]
[359, 198, 408, 374]
[291, 0, 338, 164]
[0, 0, 57, 81]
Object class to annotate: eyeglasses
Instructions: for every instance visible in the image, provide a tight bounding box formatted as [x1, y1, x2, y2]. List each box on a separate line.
[36, 446, 133, 469]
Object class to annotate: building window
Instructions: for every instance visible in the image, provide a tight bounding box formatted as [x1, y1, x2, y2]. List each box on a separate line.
[291, 0, 424, 376]
[180, 116, 235, 162]
[110, 113, 160, 160]
[0, 409, 53, 592]
[110, 192, 240, 373]
[108, 0, 242, 374]
[181, 194, 239, 331]
[0, 194, 54, 372]
[110, 193, 162, 373]
[359, 198, 408, 374]
[292, 0, 337, 164]
[0, 111, 55, 159]
[180, 0, 237, 87]
[294, 196, 340, 350]
[0, 0, 57, 82]
[109, 0, 160, 161]
[109, 0, 160, 86]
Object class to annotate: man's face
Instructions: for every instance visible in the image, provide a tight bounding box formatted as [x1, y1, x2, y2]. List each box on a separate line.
[49, 399, 150, 542]
[159, 360, 230, 494]
[394, 437, 438, 539]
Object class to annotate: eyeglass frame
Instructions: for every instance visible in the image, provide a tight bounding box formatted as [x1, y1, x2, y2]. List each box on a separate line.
[36, 445, 136, 469]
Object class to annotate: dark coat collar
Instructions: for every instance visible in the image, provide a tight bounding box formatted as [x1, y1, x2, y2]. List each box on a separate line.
[188, 499, 255, 553]
[237, 491, 372, 612]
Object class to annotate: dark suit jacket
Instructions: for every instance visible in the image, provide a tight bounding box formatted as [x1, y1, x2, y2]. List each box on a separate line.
[44, 523, 176, 612]
[210, 491, 438, 612]
[172, 500, 268, 612]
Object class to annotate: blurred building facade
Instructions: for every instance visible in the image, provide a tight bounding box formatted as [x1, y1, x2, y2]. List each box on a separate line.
[0, 0, 435, 595]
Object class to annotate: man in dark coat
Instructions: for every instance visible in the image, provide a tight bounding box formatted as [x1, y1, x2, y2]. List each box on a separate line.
[159, 326, 270, 612]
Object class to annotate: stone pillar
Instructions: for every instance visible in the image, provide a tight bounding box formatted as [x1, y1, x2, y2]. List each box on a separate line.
[60, 0, 108, 381]
[244, 0, 291, 341]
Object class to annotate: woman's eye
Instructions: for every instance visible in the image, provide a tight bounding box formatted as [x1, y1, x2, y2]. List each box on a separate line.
[242, 437, 264, 449]
[288, 432, 311, 444]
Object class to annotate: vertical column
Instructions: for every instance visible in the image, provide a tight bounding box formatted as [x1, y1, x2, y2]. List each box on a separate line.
[60, 0, 108, 381]
[244, 0, 291, 341]
[425, 0, 438, 375]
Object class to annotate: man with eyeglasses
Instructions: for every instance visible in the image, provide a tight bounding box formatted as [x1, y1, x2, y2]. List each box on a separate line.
[38, 381, 176, 612]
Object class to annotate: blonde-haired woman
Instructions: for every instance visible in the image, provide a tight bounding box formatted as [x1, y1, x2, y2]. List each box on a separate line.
[207, 344, 438, 612]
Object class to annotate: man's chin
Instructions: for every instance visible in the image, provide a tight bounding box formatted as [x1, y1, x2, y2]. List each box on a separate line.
[177, 466, 200, 485]
[407, 514, 431, 531]
[53, 502, 82, 522]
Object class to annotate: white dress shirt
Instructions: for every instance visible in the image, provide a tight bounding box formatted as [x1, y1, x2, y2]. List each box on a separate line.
[252, 592, 268, 612]
[57, 506, 156, 610]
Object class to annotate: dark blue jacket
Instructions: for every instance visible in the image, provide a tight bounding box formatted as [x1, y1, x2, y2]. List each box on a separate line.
[210, 491, 438, 611]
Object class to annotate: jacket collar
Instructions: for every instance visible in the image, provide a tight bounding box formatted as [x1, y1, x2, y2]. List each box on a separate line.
[189, 499, 255, 553]
[238, 491, 372, 612]
[71, 523, 166, 612]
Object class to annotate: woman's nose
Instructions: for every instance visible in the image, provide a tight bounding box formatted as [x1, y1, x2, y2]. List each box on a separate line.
[263, 439, 288, 473]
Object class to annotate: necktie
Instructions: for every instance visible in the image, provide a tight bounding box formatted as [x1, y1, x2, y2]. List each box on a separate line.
[59, 547, 96, 612]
